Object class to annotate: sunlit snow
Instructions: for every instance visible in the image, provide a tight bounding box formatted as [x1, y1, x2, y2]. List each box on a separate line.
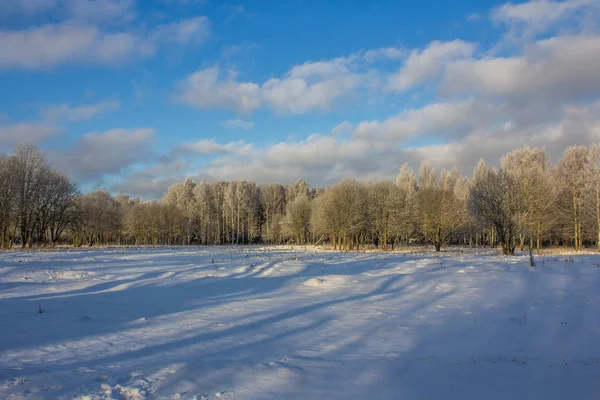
[1, 247, 599, 399]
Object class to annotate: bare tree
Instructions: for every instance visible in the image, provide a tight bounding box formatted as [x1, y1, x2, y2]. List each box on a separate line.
[554, 146, 589, 250]
[368, 181, 399, 250]
[311, 180, 368, 250]
[469, 167, 522, 255]
[417, 163, 464, 251]
[261, 183, 286, 243]
[587, 144, 600, 252]
[11, 145, 49, 247]
[282, 195, 311, 245]
[395, 163, 418, 246]
[77, 190, 122, 246]
[43, 171, 79, 246]
[0, 155, 16, 248]
[501, 146, 555, 251]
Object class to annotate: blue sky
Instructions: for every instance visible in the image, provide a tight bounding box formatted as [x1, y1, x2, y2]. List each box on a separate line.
[1, 0, 599, 198]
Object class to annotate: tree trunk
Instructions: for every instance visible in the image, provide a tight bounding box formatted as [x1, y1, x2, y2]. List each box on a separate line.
[528, 237, 536, 267]
[597, 180, 600, 252]
[573, 179, 580, 251]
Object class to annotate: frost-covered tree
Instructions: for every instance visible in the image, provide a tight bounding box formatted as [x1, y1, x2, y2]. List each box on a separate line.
[554, 146, 589, 250]
[469, 167, 523, 255]
[395, 163, 418, 245]
[368, 181, 401, 250]
[261, 183, 286, 243]
[11, 145, 49, 247]
[416, 163, 465, 251]
[501, 146, 555, 250]
[283, 195, 311, 245]
[311, 180, 368, 250]
[588, 144, 600, 252]
[77, 190, 122, 246]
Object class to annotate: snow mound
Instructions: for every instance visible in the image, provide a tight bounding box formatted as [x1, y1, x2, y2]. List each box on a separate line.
[303, 277, 325, 287]
[302, 275, 349, 289]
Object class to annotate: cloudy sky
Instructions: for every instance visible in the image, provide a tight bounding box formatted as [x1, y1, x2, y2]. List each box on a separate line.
[1, 0, 599, 198]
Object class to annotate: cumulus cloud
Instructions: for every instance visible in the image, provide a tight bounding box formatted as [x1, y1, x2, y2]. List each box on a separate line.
[389, 40, 476, 91]
[0, 0, 209, 70]
[353, 100, 501, 141]
[261, 70, 362, 114]
[44, 100, 121, 122]
[0, 122, 60, 150]
[49, 128, 156, 180]
[111, 97, 600, 198]
[176, 57, 368, 115]
[6, 0, 600, 199]
[492, 0, 592, 27]
[174, 139, 252, 156]
[132, 0, 599, 196]
[405, 100, 600, 174]
[176, 67, 261, 114]
[491, 0, 599, 45]
[441, 34, 600, 103]
[191, 100, 600, 188]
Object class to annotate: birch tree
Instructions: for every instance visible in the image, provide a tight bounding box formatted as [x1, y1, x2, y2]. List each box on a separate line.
[417, 164, 464, 251]
[555, 146, 589, 250]
[501, 146, 555, 250]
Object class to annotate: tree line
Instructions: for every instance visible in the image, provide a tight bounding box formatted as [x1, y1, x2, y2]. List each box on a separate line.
[1, 144, 599, 254]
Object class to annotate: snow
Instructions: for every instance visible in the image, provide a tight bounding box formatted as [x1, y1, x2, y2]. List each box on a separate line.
[1, 246, 599, 399]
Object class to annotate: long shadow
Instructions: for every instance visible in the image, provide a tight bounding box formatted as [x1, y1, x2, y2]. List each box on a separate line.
[7, 266, 446, 383]
[312, 257, 600, 400]
[0, 249, 439, 350]
[0, 247, 514, 398]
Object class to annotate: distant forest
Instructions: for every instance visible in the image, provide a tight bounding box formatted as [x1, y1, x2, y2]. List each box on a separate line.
[0, 144, 598, 255]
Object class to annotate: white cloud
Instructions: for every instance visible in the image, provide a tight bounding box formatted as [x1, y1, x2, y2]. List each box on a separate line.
[50, 128, 156, 180]
[160, 0, 600, 191]
[405, 100, 600, 173]
[389, 40, 476, 91]
[191, 100, 600, 187]
[223, 119, 255, 130]
[262, 74, 361, 114]
[353, 99, 501, 141]
[441, 34, 600, 102]
[0, 122, 60, 150]
[103, 94, 600, 197]
[5, 0, 600, 198]
[0, 0, 210, 70]
[492, 0, 592, 26]
[0, 23, 154, 69]
[174, 139, 252, 156]
[176, 67, 261, 114]
[44, 100, 121, 121]
[491, 0, 598, 42]
[177, 58, 368, 115]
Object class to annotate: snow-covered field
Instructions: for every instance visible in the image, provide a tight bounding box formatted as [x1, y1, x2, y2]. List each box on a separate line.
[1, 247, 599, 400]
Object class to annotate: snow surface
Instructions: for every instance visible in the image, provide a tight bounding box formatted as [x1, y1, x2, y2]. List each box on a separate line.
[1, 246, 599, 399]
